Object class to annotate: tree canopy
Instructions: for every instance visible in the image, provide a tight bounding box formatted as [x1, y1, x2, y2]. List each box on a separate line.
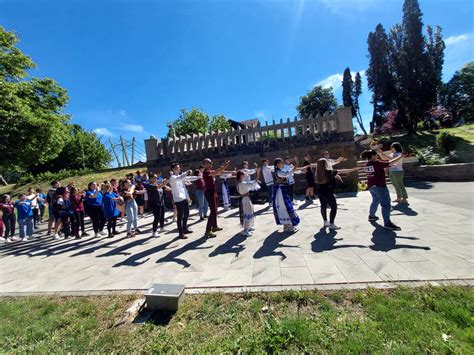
[168, 108, 231, 137]
[0, 26, 111, 175]
[441, 62, 474, 120]
[297, 85, 338, 118]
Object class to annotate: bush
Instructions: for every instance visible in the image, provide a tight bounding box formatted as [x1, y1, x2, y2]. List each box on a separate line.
[358, 181, 368, 191]
[412, 146, 447, 165]
[436, 132, 458, 154]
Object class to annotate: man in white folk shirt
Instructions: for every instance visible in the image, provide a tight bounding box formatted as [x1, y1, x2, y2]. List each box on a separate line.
[261, 159, 274, 206]
[168, 162, 200, 239]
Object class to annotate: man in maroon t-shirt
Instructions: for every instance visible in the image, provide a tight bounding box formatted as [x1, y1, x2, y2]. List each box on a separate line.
[202, 158, 231, 238]
[361, 149, 403, 231]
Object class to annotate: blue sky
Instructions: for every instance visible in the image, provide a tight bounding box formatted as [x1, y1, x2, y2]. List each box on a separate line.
[1, 0, 473, 149]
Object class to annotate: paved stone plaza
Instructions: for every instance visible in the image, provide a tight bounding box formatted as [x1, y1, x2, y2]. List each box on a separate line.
[0, 182, 472, 294]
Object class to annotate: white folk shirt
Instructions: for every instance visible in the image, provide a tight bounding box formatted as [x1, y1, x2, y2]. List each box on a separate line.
[241, 168, 257, 182]
[283, 164, 295, 185]
[261, 165, 274, 185]
[169, 173, 199, 203]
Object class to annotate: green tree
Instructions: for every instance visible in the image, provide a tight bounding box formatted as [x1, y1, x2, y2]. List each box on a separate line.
[297, 85, 338, 118]
[31, 125, 112, 173]
[209, 114, 231, 133]
[367, 23, 396, 132]
[0, 26, 70, 170]
[342, 68, 355, 116]
[441, 62, 474, 120]
[353, 72, 368, 135]
[169, 107, 210, 136]
[426, 25, 445, 102]
[388, 0, 438, 132]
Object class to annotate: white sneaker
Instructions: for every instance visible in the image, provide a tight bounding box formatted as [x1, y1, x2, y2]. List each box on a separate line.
[328, 224, 341, 230]
[23, 236, 30, 241]
[241, 230, 252, 237]
[53, 234, 61, 240]
[6, 237, 13, 243]
[249, 227, 255, 231]
[0, 237, 6, 243]
[151, 232, 160, 238]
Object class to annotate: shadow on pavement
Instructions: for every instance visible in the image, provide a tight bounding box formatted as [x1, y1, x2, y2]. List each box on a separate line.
[311, 228, 366, 252]
[155, 235, 211, 269]
[209, 233, 247, 258]
[369, 223, 430, 252]
[405, 180, 434, 189]
[253, 230, 298, 261]
[392, 203, 418, 216]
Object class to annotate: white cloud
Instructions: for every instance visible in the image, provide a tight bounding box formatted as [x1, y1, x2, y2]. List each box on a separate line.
[93, 128, 114, 137]
[315, 70, 365, 90]
[119, 123, 144, 133]
[119, 109, 128, 117]
[253, 111, 265, 118]
[445, 34, 470, 46]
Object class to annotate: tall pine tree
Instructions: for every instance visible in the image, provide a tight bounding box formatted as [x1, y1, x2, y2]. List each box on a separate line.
[390, 0, 435, 132]
[367, 23, 396, 132]
[342, 68, 355, 116]
[426, 25, 445, 103]
[353, 72, 368, 135]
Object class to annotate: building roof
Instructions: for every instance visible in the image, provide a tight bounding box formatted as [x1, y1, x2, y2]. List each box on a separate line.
[239, 118, 260, 128]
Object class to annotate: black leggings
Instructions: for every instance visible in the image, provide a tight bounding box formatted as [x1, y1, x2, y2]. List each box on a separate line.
[87, 205, 105, 233]
[150, 204, 164, 232]
[318, 189, 337, 224]
[60, 216, 71, 237]
[175, 200, 189, 236]
[2, 214, 15, 237]
[107, 217, 117, 235]
[289, 184, 294, 201]
[72, 211, 85, 236]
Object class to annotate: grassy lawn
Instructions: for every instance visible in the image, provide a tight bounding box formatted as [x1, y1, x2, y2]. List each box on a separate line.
[1, 286, 473, 353]
[376, 124, 474, 163]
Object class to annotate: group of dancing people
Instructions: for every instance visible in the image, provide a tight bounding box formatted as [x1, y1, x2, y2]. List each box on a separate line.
[0, 142, 409, 243]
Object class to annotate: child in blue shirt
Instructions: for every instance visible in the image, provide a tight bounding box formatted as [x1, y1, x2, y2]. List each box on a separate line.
[15, 194, 34, 241]
[102, 183, 122, 238]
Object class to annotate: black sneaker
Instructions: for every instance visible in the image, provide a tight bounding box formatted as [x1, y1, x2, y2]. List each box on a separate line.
[179, 234, 188, 239]
[368, 215, 379, 222]
[82, 232, 90, 237]
[383, 222, 401, 231]
[183, 229, 193, 234]
[212, 227, 223, 232]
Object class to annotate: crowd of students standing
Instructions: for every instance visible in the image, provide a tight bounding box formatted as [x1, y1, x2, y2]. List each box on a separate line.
[0, 142, 409, 244]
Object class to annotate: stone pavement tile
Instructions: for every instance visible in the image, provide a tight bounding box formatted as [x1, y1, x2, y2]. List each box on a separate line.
[384, 248, 429, 262]
[446, 234, 474, 245]
[252, 259, 281, 286]
[428, 241, 474, 260]
[311, 272, 347, 284]
[422, 246, 473, 269]
[279, 248, 307, 268]
[150, 270, 203, 288]
[398, 261, 448, 280]
[363, 256, 420, 281]
[330, 249, 365, 266]
[281, 267, 313, 285]
[336, 262, 383, 283]
[223, 268, 254, 287]
[228, 253, 255, 270]
[443, 268, 474, 279]
[467, 259, 474, 264]
[303, 253, 340, 274]
[195, 267, 230, 287]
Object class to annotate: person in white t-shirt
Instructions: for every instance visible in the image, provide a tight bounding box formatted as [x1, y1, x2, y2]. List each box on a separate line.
[378, 142, 408, 204]
[169, 163, 200, 239]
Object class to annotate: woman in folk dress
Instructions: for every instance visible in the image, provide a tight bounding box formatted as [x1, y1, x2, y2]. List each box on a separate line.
[272, 158, 305, 233]
[219, 172, 233, 211]
[236, 170, 260, 237]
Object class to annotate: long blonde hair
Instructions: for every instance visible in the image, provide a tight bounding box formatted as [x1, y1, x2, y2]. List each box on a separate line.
[316, 158, 330, 184]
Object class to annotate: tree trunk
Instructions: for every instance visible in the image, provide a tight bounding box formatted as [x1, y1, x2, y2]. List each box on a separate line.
[356, 111, 368, 135]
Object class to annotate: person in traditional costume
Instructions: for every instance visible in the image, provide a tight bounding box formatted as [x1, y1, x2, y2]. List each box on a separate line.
[236, 170, 260, 237]
[272, 158, 305, 233]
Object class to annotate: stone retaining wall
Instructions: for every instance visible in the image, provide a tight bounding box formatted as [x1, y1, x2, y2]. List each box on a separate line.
[404, 163, 474, 182]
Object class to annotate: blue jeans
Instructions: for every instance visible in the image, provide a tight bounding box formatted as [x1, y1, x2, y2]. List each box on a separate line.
[18, 216, 34, 239]
[369, 186, 392, 224]
[125, 200, 138, 232]
[267, 183, 273, 203]
[196, 190, 208, 218]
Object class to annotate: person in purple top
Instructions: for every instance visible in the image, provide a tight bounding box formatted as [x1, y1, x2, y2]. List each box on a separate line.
[15, 194, 34, 241]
